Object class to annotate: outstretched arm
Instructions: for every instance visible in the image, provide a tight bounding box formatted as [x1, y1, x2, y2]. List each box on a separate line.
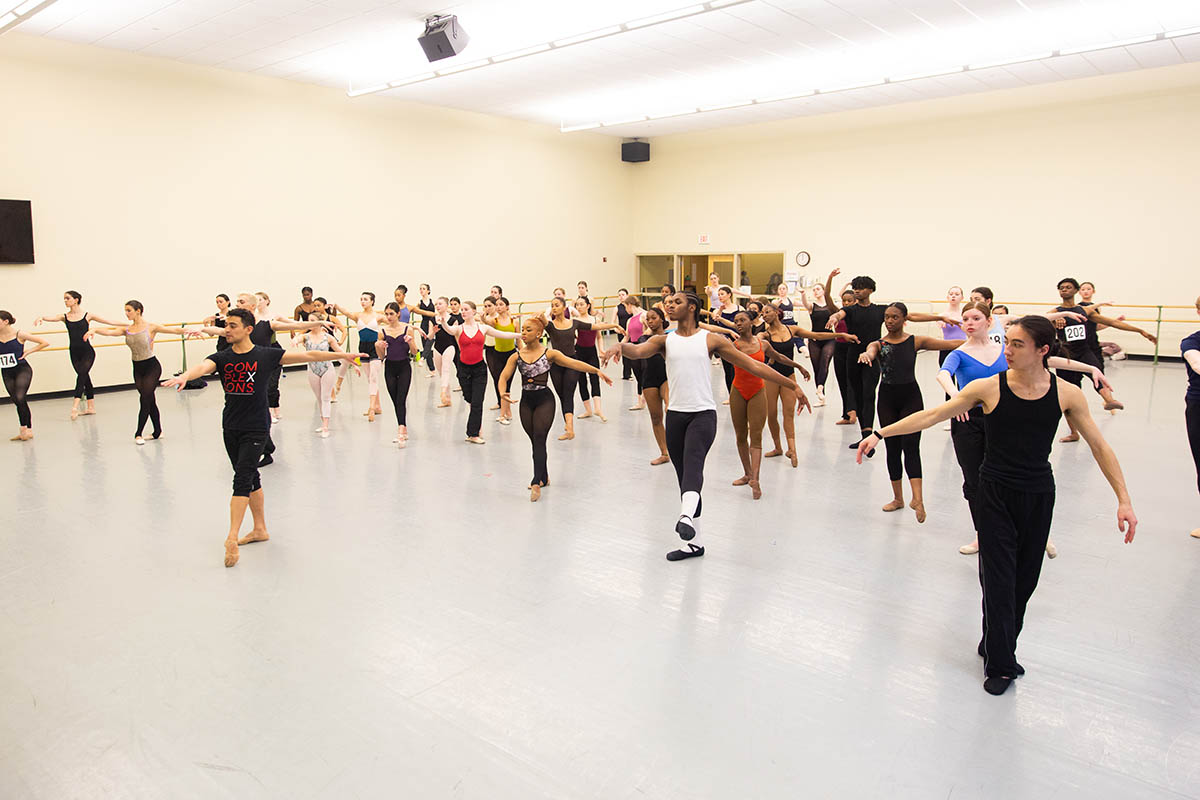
[621, 336, 666, 360]
[479, 324, 520, 341]
[1047, 356, 1111, 390]
[162, 358, 218, 389]
[547, 350, 614, 387]
[858, 341, 882, 364]
[1087, 310, 1156, 343]
[788, 324, 850, 342]
[271, 319, 327, 333]
[698, 322, 735, 338]
[1062, 382, 1137, 541]
[913, 335, 965, 352]
[34, 313, 66, 325]
[281, 349, 361, 368]
[86, 325, 128, 339]
[823, 268, 839, 308]
[712, 335, 798, 392]
[857, 377, 997, 462]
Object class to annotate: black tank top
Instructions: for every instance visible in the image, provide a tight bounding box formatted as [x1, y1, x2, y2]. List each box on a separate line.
[768, 333, 794, 376]
[419, 299, 435, 333]
[878, 335, 917, 385]
[65, 315, 92, 351]
[808, 303, 832, 333]
[979, 372, 1061, 492]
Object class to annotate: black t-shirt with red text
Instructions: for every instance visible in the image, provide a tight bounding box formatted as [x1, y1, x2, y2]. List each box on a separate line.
[209, 346, 284, 431]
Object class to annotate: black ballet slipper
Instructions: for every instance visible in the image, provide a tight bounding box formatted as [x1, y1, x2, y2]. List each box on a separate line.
[666, 543, 704, 561]
[675, 516, 696, 541]
[984, 676, 1014, 696]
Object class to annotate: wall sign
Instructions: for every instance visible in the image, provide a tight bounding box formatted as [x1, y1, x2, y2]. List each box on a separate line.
[698, 234, 710, 245]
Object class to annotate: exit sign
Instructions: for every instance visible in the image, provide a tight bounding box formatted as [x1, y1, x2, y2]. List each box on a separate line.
[698, 234, 710, 245]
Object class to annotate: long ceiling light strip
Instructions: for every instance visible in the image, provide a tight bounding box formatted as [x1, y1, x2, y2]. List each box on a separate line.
[347, 0, 756, 98]
[0, 0, 59, 34]
[563, 27, 1198, 132]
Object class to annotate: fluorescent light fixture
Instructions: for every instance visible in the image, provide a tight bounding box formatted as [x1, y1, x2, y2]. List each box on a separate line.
[560, 122, 602, 132]
[347, 84, 389, 97]
[1059, 34, 1158, 56]
[601, 115, 649, 126]
[820, 79, 883, 93]
[708, 0, 752, 7]
[754, 90, 814, 103]
[493, 43, 552, 61]
[13, 0, 42, 14]
[436, 58, 492, 75]
[698, 99, 753, 111]
[891, 67, 963, 82]
[967, 52, 1052, 70]
[388, 72, 434, 87]
[626, 5, 705, 29]
[648, 108, 699, 119]
[552, 26, 623, 47]
[1167, 26, 1200, 38]
[0, 12, 15, 25]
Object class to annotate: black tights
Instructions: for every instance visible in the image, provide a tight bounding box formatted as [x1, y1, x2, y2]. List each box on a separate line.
[520, 389, 556, 486]
[722, 359, 735, 392]
[845, 345, 880, 431]
[833, 341, 851, 420]
[1187, 396, 1200, 496]
[485, 347, 512, 406]
[877, 382, 924, 481]
[384, 359, 412, 426]
[132, 357, 162, 437]
[70, 345, 96, 400]
[2, 362, 33, 428]
[665, 409, 717, 499]
[576, 347, 601, 401]
[548, 363, 578, 416]
[630, 358, 645, 394]
[808, 338, 836, 389]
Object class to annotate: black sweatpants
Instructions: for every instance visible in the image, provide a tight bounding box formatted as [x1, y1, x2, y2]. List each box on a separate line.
[976, 478, 1055, 679]
[132, 356, 162, 437]
[809, 338, 835, 389]
[845, 344, 880, 431]
[951, 407, 986, 533]
[576, 347, 601, 401]
[223, 429, 268, 497]
[70, 344, 96, 400]
[833, 341, 851, 420]
[1187, 396, 1200, 496]
[384, 359, 412, 426]
[877, 382, 924, 481]
[520, 389, 556, 486]
[548, 363, 578, 417]
[665, 409, 717, 501]
[266, 354, 282, 408]
[2, 362, 33, 428]
[457, 360, 488, 437]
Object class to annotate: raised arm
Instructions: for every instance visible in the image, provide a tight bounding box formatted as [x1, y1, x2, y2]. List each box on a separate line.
[1061, 381, 1137, 541]
[162, 357, 218, 389]
[823, 269, 839, 308]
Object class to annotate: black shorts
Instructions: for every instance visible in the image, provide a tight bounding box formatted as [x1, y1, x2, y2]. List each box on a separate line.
[642, 354, 667, 391]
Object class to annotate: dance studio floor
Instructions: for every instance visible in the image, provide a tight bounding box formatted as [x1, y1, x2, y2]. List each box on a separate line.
[2, 353, 1198, 799]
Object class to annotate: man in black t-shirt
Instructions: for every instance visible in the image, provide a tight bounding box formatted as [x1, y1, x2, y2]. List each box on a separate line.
[164, 308, 357, 568]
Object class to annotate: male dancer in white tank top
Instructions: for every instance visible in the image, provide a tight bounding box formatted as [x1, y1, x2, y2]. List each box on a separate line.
[621, 291, 806, 561]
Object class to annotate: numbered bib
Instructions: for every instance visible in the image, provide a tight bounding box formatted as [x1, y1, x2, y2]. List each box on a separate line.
[1063, 324, 1086, 343]
[0, 353, 17, 369]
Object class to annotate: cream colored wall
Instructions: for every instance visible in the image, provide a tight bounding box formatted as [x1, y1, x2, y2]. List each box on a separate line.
[0, 33, 633, 394]
[631, 63, 1200, 355]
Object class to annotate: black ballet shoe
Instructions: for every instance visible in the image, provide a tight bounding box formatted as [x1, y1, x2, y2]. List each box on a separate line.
[675, 516, 696, 541]
[258, 453, 274, 468]
[983, 676, 1014, 696]
[666, 543, 704, 561]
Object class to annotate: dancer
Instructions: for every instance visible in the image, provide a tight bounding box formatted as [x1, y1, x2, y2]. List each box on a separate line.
[35, 291, 122, 418]
[707, 285, 741, 396]
[629, 305, 671, 465]
[332, 293, 385, 422]
[615, 289, 635, 381]
[760, 302, 849, 466]
[293, 286, 316, 321]
[571, 296, 618, 422]
[620, 291, 803, 561]
[431, 296, 463, 407]
[801, 278, 838, 407]
[624, 296, 647, 410]
[856, 303, 965, 522]
[377, 302, 421, 445]
[544, 297, 621, 440]
[163, 307, 361, 568]
[727, 309, 810, 499]
[858, 315, 1138, 696]
[202, 293, 232, 352]
[1053, 277, 1157, 441]
[937, 302, 1110, 556]
[439, 301, 521, 444]
[251, 292, 287, 422]
[299, 310, 355, 438]
[1183, 295, 1200, 539]
[938, 286, 966, 416]
[653, 283, 676, 313]
[0, 311, 49, 441]
[485, 296, 517, 424]
[87, 300, 197, 444]
[499, 317, 612, 500]
[417, 284, 436, 375]
[705, 272, 722, 314]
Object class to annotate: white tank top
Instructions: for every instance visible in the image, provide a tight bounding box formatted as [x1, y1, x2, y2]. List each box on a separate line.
[665, 330, 715, 412]
[988, 320, 1006, 347]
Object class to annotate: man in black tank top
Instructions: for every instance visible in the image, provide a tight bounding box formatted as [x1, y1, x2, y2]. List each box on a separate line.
[856, 315, 1139, 696]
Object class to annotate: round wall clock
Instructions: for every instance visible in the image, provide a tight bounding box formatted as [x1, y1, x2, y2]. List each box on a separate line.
[795, 251, 811, 267]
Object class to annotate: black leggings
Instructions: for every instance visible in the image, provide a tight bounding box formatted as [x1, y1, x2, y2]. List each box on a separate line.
[809, 338, 835, 389]
[722, 359, 735, 392]
[132, 357, 162, 437]
[951, 407, 987, 532]
[70, 344, 96, 400]
[630, 358, 644, 394]
[458, 360, 488, 437]
[877, 382, 924, 481]
[486, 347, 512, 405]
[422, 330, 435, 372]
[384, 359, 412, 426]
[520, 389, 556, 486]
[548, 363, 578, 417]
[1187, 396, 1200, 496]
[267, 348, 282, 408]
[576, 347, 601, 401]
[223, 429, 267, 497]
[2, 362, 33, 428]
[845, 345, 880, 431]
[833, 341, 851, 419]
[665, 409, 717, 500]
[976, 478, 1055, 679]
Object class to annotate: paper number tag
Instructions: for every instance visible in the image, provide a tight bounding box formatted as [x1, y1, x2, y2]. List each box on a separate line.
[0, 353, 17, 369]
[1063, 324, 1086, 343]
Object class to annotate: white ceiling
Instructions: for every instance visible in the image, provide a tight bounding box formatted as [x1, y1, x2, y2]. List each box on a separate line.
[11, 0, 1200, 136]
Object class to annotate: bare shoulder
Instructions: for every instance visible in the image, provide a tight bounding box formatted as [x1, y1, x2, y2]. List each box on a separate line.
[1056, 376, 1086, 410]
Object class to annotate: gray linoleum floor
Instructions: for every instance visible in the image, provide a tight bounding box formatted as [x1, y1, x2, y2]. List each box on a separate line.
[2, 351, 1198, 799]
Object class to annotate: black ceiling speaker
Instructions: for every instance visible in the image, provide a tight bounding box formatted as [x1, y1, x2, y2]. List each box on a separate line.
[622, 140, 650, 163]
[418, 15, 470, 62]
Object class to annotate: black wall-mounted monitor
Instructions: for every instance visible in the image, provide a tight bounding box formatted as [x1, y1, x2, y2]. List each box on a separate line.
[0, 200, 34, 264]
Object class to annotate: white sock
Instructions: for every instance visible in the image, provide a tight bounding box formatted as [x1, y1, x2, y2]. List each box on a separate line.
[680, 491, 700, 519]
